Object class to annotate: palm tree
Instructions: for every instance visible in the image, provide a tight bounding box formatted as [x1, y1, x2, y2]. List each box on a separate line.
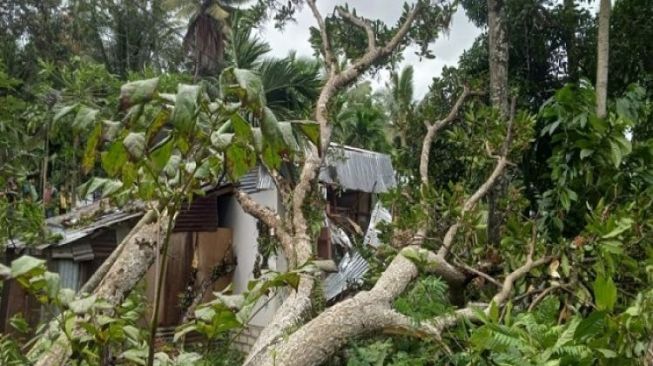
[332, 82, 391, 153]
[166, 0, 249, 79]
[385, 65, 415, 148]
[226, 14, 322, 119]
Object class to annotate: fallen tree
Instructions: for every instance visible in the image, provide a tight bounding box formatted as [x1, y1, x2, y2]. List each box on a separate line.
[28, 210, 169, 365]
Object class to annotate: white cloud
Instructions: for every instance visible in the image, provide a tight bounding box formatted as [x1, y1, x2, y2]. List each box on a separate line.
[258, 1, 481, 100]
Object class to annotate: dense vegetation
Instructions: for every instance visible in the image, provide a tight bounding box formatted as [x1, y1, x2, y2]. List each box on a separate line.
[1, 0, 653, 365]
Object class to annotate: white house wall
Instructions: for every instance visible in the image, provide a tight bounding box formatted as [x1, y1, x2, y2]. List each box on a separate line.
[222, 188, 286, 327]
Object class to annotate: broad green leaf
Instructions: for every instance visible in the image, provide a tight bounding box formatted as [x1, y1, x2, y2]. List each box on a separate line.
[226, 143, 256, 180]
[221, 68, 266, 108]
[292, 120, 320, 146]
[78, 177, 108, 198]
[72, 106, 99, 131]
[260, 107, 282, 144]
[119, 78, 159, 110]
[123, 132, 146, 160]
[146, 108, 170, 144]
[211, 132, 234, 151]
[150, 137, 174, 173]
[83, 123, 102, 174]
[172, 84, 200, 134]
[102, 140, 128, 177]
[11, 256, 45, 278]
[553, 317, 580, 348]
[593, 275, 617, 311]
[69, 295, 97, 314]
[44, 271, 60, 299]
[53, 103, 79, 123]
[574, 311, 605, 341]
[102, 179, 123, 197]
[231, 113, 253, 140]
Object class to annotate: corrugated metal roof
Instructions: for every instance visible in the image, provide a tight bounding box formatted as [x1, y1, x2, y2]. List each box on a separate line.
[323, 203, 392, 301]
[14, 210, 143, 251]
[236, 165, 275, 193]
[234, 145, 396, 194]
[319, 145, 396, 193]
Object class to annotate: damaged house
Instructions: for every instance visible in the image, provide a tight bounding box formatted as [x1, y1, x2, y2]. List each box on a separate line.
[0, 145, 395, 350]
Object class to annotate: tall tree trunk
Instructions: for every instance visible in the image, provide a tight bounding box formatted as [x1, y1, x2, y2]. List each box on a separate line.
[487, 0, 510, 247]
[596, 0, 611, 119]
[487, 0, 510, 117]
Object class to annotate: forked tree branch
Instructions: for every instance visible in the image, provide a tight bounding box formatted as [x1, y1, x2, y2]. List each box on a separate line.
[290, 0, 423, 260]
[336, 7, 376, 51]
[437, 97, 517, 258]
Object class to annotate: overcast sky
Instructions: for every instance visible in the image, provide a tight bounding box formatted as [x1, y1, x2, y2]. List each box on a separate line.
[254, 0, 603, 100]
[257, 1, 483, 99]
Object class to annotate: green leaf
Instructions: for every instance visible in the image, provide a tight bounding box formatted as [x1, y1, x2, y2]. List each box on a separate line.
[221, 68, 266, 109]
[119, 78, 159, 110]
[102, 180, 123, 197]
[231, 113, 253, 140]
[292, 120, 320, 146]
[69, 295, 97, 314]
[172, 84, 200, 134]
[44, 271, 60, 299]
[593, 275, 617, 311]
[11, 256, 45, 278]
[72, 106, 99, 131]
[602, 218, 633, 238]
[226, 143, 256, 180]
[102, 140, 128, 177]
[53, 103, 79, 123]
[123, 132, 146, 160]
[609, 140, 623, 168]
[150, 137, 174, 173]
[83, 123, 102, 174]
[211, 132, 234, 151]
[574, 311, 605, 341]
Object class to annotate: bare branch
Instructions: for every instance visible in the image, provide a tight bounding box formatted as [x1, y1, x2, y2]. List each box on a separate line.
[437, 97, 517, 258]
[336, 7, 376, 51]
[491, 255, 555, 307]
[420, 86, 484, 186]
[306, 0, 337, 74]
[456, 261, 504, 288]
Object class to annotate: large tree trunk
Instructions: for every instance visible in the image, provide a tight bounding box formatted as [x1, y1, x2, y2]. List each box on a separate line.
[487, 0, 510, 247]
[595, 0, 611, 119]
[30, 211, 168, 366]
